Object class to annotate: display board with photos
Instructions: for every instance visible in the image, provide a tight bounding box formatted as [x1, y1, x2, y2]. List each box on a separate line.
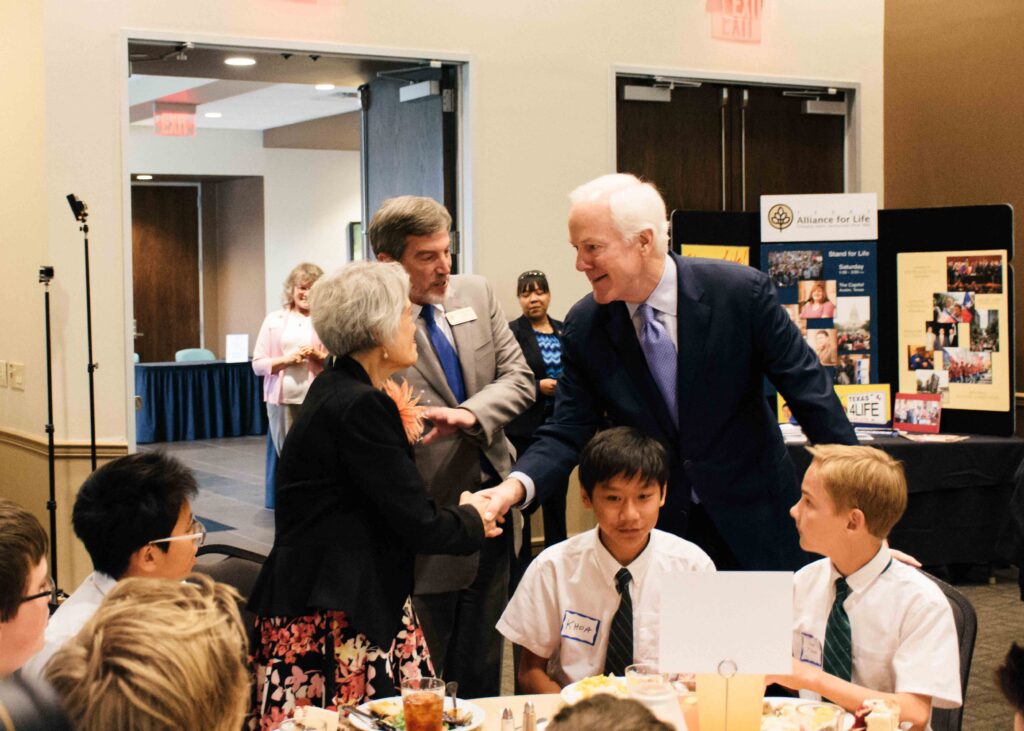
[761, 242, 878, 386]
[671, 204, 1015, 436]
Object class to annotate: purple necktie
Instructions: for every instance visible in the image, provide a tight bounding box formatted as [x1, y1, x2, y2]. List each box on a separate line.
[637, 303, 678, 427]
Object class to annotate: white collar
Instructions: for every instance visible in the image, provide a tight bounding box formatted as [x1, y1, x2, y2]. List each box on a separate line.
[831, 543, 892, 594]
[412, 303, 446, 320]
[626, 255, 677, 319]
[93, 571, 118, 596]
[589, 527, 657, 587]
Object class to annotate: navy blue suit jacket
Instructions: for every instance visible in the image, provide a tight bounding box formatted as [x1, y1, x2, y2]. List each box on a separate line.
[514, 253, 856, 569]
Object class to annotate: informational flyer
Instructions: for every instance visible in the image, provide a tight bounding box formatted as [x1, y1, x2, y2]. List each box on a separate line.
[681, 243, 750, 266]
[897, 250, 1008, 411]
[761, 242, 878, 385]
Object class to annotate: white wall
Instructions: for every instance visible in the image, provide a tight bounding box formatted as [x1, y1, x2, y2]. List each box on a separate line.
[128, 127, 361, 314]
[0, 0, 885, 447]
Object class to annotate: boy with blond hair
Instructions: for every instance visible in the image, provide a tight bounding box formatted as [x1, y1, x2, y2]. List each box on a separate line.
[769, 445, 961, 730]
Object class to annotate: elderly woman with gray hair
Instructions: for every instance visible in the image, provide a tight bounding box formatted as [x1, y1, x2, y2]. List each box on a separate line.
[247, 261, 498, 728]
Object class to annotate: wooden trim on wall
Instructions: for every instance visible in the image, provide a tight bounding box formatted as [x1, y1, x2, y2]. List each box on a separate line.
[0, 427, 129, 460]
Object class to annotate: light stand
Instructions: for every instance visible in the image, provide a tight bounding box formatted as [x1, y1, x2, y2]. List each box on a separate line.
[66, 194, 97, 471]
[38, 266, 61, 595]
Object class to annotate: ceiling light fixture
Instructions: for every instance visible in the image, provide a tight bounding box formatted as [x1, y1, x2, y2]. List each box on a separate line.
[136, 174, 153, 181]
[315, 83, 335, 91]
[204, 112, 223, 118]
[224, 56, 256, 67]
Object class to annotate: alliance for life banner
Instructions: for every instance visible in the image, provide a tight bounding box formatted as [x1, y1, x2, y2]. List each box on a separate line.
[760, 193, 878, 243]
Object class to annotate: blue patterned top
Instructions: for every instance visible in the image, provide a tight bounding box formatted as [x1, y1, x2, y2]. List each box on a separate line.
[534, 331, 563, 380]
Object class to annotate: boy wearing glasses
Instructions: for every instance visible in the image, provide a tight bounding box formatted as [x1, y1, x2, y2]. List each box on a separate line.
[0, 498, 51, 676]
[22, 452, 203, 678]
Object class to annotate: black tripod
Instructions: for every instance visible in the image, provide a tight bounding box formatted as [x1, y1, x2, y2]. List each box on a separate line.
[66, 194, 97, 471]
[38, 266, 61, 595]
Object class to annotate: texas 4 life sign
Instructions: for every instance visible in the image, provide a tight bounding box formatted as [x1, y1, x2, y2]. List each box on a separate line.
[761, 193, 878, 243]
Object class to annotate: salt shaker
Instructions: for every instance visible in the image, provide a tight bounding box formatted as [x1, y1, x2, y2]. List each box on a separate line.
[522, 701, 537, 731]
[500, 706, 515, 731]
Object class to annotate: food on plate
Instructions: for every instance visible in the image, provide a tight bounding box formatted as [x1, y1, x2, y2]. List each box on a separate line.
[573, 674, 628, 700]
[762, 700, 845, 731]
[362, 698, 473, 729]
[851, 698, 901, 731]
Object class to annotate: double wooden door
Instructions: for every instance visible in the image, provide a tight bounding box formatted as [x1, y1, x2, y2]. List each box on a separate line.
[616, 76, 846, 213]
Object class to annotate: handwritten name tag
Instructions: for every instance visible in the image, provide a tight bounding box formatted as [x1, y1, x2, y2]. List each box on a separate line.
[561, 610, 600, 646]
[446, 307, 477, 326]
[799, 632, 823, 667]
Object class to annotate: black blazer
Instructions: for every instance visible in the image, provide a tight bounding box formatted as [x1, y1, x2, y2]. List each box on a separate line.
[515, 253, 856, 570]
[248, 357, 484, 647]
[506, 315, 564, 441]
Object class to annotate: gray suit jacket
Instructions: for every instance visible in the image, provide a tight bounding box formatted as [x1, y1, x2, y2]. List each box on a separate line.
[396, 274, 535, 594]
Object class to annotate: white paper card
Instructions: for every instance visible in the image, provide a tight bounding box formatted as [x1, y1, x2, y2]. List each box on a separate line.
[225, 334, 249, 363]
[761, 192, 878, 242]
[659, 571, 793, 674]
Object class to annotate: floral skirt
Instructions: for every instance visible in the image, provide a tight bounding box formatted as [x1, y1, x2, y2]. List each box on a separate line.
[249, 597, 434, 731]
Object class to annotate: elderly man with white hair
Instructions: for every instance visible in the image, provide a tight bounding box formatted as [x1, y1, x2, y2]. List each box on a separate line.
[481, 173, 857, 571]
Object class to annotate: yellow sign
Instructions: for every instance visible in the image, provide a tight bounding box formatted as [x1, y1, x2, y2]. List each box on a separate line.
[681, 244, 750, 266]
[778, 384, 891, 426]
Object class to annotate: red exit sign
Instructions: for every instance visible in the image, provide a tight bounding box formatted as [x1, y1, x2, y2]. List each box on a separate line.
[707, 0, 764, 44]
[153, 102, 196, 137]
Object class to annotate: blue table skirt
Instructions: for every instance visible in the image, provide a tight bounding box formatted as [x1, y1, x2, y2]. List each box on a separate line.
[135, 361, 268, 443]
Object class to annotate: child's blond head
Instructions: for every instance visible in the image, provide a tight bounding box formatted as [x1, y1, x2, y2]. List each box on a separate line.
[806, 444, 907, 538]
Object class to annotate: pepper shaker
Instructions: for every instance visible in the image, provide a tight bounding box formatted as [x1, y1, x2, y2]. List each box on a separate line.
[501, 706, 514, 731]
[522, 701, 537, 731]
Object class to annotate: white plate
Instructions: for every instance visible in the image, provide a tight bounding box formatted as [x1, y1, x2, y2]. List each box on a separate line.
[559, 676, 628, 705]
[762, 697, 854, 730]
[350, 696, 485, 731]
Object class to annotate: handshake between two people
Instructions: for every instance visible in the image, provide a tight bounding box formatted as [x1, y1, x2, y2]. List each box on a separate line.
[457, 477, 527, 540]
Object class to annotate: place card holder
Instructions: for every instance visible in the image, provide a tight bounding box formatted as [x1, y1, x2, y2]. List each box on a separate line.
[696, 660, 764, 731]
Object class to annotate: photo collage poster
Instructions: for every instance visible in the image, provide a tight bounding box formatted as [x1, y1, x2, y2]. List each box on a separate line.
[896, 250, 1009, 411]
[761, 242, 879, 387]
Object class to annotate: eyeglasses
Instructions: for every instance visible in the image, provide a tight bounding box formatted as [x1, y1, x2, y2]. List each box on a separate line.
[148, 518, 207, 549]
[21, 575, 56, 604]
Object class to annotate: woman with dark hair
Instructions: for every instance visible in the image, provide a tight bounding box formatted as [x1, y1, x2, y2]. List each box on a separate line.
[507, 270, 568, 551]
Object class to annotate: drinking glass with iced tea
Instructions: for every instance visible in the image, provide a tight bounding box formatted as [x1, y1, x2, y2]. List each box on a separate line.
[401, 677, 445, 731]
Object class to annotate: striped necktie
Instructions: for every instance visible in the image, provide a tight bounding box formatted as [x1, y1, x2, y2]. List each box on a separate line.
[822, 576, 852, 682]
[603, 568, 634, 676]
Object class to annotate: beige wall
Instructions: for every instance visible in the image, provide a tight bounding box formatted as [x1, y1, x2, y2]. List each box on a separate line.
[0, 0, 884, 561]
[885, 0, 1024, 398]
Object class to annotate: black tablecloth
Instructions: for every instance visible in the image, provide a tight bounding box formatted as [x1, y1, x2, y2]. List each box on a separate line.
[788, 434, 1024, 568]
[135, 361, 267, 443]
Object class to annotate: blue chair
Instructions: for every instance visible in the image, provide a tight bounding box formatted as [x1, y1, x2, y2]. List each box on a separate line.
[175, 348, 216, 362]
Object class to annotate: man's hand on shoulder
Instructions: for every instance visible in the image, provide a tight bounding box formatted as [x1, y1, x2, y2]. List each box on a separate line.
[475, 478, 526, 523]
[420, 407, 478, 445]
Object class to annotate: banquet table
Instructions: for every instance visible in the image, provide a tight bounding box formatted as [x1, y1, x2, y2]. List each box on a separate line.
[471, 694, 564, 730]
[134, 360, 267, 443]
[787, 433, 1024, 569]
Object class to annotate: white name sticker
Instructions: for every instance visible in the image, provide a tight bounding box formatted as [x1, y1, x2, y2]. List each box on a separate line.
[446, 307, 477, 326]
[799, 632, 823, 667]
[560, 610, 600, 646]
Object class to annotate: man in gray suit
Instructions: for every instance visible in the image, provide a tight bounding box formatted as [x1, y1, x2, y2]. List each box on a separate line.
[371, 196, 534, 697]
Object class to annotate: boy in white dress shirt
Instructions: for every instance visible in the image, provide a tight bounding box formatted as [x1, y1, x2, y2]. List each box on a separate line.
[497, 427, 714, 693]
[768, 445, 961, 730]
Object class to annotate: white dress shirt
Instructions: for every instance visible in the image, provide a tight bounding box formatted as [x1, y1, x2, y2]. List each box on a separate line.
[514, 256, 678, 507]
[497, 527, 714, 686]
[21, 571, 117, 679]
[413, 303, 456, 347]
[792, 545, 961, 728]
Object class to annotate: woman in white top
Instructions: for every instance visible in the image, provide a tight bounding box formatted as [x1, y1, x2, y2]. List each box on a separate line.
[253, 262, 328, 455]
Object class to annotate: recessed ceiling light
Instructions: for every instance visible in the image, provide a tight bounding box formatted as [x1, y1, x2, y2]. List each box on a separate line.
[315, 83, 335, 91]
[204, 112, 223, 119]
[224, 56, 256, 67]
[136, 174, 153, 181]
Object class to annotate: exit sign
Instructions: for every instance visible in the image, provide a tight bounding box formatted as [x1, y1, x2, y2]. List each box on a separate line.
[707, 0, 764, 44]
[153, 102, 196, 137]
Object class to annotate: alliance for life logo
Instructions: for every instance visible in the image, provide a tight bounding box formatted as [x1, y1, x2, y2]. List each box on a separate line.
[761, 193, 878, 243]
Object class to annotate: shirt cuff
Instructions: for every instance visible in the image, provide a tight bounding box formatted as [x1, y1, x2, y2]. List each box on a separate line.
[509, 470, 536, 509]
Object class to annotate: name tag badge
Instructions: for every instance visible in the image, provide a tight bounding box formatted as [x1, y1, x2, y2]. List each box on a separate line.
[446, 307, 477, 326]
[799, 632, 823, 667]
[560, 610, 601, 646]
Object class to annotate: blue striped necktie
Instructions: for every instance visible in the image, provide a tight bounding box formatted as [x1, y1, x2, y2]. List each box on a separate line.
[637, 303, 678, 427]
[421, 306, 466, 403]
[823, 576, 852, 682]
[603, 568, 634, 676]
